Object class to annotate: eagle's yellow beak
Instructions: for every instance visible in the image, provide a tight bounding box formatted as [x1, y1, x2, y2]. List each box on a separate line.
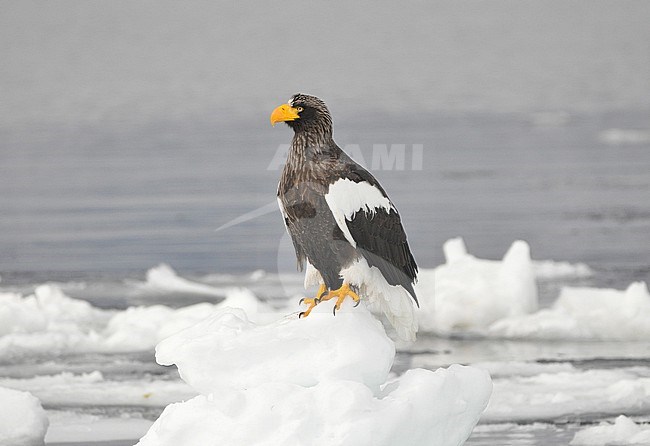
[270, 104, 301, 126]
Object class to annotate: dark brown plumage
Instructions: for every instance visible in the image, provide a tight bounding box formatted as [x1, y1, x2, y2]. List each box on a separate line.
[271, 93, 419, 340]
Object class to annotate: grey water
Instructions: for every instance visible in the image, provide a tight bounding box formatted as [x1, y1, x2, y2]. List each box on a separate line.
[3, 110, 650, 287]
[2, 0, 650, 285]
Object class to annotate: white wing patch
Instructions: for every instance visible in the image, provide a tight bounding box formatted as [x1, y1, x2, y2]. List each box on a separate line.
[324, 178, 393, 248]
[303, 260, 323, 289]
[277, 196, 288, 231]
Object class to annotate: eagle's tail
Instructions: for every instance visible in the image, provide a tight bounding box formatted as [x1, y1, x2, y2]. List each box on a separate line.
[341, 258, 418, 342]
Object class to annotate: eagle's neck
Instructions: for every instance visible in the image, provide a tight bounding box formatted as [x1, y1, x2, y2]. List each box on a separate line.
[290, 127, 333, 154]
[279, 128, 339, 194]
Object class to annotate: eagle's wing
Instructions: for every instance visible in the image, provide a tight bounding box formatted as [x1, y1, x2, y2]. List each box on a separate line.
[324, 166, 419, 304]
[277, 196, 307, 272]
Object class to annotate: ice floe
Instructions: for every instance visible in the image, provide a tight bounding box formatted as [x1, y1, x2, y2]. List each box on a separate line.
[0, 387, 48, 446]
[411, 238, 649, 342]
[416, 238, 538, 334]
[0, 248, 646, 361]
[155, 304, 394, 394]
[0, 371, 195, 407]
[103, 288, 281, 351]
[571, 415, 650, 445]
[489, 282, 650, 340]
[0, 285, 109, 337]
[484, 367, 650, 423]
[139, 263, 230, 296]
[138, 305, 493, 446]
[471, 361, 578, 378]
[0, 283, 282, 358]
[532, 260, 593, 279]
[45, 410, 153, 444]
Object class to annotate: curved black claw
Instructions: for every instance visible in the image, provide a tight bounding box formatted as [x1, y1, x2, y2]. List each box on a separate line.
[300, 297, 321, 306]
[353, 299, 361, 308]
[298, 311, 306, 318]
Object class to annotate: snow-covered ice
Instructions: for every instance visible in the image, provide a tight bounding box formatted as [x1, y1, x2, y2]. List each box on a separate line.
[571, 415, 650, 445]
[0, 371, 195, 407]
[411, 238, 650, 343]
[155, 304, 394, 393]
[471, 361, 578, 378]
[138, 304, 493, 446]
[0, 280, 283, 358]
[2, 250, 650, 444]
[416, 238, 538, 334]
[45, 410, 153, 444]
[532, 260, 593, 279]
[484, 367, 650, 423]
[103, 287, 281, 351]
[489, 282, 650, 340]
[138, 366, 491, 446]
[2, 253, 643, 361]
[0, 387, 48, 446]
[138, 263, 230, 296]
[0, 285, 109, 338]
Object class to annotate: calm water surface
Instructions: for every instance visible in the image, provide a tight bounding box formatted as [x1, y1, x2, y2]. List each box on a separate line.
[2, 110, 649, 286]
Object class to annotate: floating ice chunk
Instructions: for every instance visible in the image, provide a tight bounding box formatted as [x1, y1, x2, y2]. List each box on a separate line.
[0, 285, 109, 337]
[216, 287, 285, 323]
[45, 410, 153, 444]
[0, 284, 278, 357]
[571, 415, 650, 445]
[489, 282, 650, 340]
[0, 387, 48, 446]
[137, 365, 491, 446]
[143, 303, 492, 446]
[472, 361, 577, 378]
[248, 269, 266, 281]
[417, 238, 538, 334]
[156, 303, 395, 394]
[533, 260, 593, 279]
[0, 285, 111, 357]
[442, 237, 468, 262]
[485, 368, 650, 423]
[0, 371, 195, 408]
[104, 289, 283, 351]
[141, 263, 229, 296]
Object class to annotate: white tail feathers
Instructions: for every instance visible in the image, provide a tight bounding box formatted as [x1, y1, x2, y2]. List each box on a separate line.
[340, 258, 418, 342]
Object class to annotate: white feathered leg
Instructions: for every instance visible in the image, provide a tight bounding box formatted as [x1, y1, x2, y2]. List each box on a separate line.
[340, 258, 418, 342]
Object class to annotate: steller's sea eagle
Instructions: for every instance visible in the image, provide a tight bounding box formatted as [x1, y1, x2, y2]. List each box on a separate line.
[271, 94, 419, 341]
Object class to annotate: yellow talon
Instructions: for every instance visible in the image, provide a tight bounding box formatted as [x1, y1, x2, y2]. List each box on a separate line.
[299, 283, 360, 318]
[299, 284, 327, 318]
[319, 283, 360, 315]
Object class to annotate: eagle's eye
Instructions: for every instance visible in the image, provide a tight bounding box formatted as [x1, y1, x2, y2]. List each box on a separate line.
[296, 106, 303, 112]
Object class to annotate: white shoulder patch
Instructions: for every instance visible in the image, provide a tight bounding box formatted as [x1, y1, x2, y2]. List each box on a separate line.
[324, 178, 393, 248]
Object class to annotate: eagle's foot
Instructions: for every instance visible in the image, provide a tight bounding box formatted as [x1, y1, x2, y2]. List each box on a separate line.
[298, 284, 327, 318]
[319, 283, 361, 316]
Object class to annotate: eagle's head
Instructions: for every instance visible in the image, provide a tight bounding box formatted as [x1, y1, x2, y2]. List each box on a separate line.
[270, 93, 332, 135]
